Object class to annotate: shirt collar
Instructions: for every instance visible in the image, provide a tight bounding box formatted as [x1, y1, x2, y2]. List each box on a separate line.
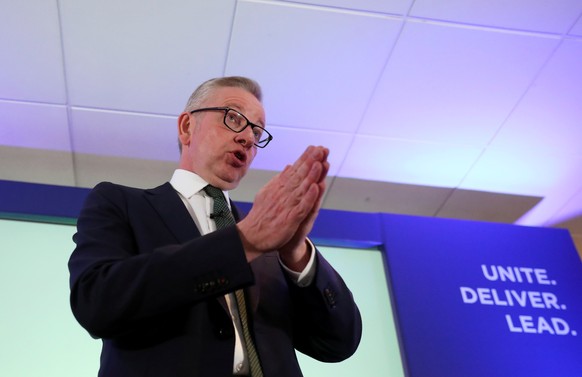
[169, 169, 231, 202]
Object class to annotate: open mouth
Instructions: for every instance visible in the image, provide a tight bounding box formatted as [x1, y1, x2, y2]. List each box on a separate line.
[233, 151, 246, 164]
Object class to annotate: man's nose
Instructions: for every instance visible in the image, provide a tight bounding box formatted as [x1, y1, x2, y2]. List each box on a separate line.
[236, 126, 255, 148]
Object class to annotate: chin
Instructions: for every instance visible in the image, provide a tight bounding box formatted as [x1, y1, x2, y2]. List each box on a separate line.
[219, 176, 243, 191]
[216, 167, 247, 190]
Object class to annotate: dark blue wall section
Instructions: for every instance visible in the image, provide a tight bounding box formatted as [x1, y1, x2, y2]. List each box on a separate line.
[381, 213, 582, 377]
[237, 201, 382, 248]
[0, 180, 90, 223]
[0, 179, 381, 247]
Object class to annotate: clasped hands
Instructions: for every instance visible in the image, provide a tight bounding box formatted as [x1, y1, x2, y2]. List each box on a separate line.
[237, 145, 329, 269]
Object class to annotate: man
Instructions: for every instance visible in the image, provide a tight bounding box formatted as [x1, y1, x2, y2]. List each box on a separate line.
[69, 76, 362, 377]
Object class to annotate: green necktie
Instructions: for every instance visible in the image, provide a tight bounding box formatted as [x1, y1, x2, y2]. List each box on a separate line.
[203, 185, 264, 377]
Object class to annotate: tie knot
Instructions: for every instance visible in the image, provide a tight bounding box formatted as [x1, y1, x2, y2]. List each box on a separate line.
[203, 185, 224, 201]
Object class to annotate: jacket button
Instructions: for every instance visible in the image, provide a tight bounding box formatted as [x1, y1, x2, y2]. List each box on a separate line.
[215, 326, 233, 339]
[216, 327, 226, 339]
[324, 288, 336, 308]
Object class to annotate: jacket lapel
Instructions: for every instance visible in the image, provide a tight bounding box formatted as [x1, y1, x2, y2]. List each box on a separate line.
[145, 182, 235, 312]
[143, 182, 201, 244]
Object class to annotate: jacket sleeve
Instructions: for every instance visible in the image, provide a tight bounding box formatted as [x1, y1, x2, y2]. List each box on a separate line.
[289, 251, 363, 362]
[68, 182, 254, 339]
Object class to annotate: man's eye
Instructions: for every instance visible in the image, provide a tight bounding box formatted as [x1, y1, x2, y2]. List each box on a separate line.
[228, 113, 245, 127]
[253, 127, 263, 140]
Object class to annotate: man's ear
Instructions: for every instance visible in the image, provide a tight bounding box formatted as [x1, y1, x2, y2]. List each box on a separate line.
[178, 112, 192, 146]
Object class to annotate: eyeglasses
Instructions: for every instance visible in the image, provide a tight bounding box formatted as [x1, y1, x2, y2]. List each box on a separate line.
[189, 107, 273, 148]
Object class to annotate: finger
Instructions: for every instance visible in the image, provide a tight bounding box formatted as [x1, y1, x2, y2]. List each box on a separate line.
[292, 161, 322, 199]
[290, 183, 320, 220]
[291, 146, 315, 171]
[318, 160, 330, 184]
[317, 146, 329, 163]
[282, 148, 320, 190]
[293, 148, 328, 195]
[292, 146, 326, 172]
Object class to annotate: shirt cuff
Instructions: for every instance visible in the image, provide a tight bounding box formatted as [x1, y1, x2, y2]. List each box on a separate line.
[279, 238, 317, 287]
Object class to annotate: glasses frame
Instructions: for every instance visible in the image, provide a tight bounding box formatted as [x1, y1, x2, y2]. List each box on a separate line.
[189, 107, 273, 148]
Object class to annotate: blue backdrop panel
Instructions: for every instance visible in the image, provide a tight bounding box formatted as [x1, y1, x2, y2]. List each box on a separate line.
[382, 214, 582, 377]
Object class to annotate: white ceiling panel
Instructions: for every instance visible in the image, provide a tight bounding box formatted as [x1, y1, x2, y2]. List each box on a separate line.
[70, 108, 177, 161]
[460, 148, 582, 197]
[549, 186, 582, 228]
[339, 135, 483, 187]
[571, 15, 582, 36]
[359, 20, 559, 145]
[0, 102, 70, 151]
[466, 151, 582, 228]
[59, 0, 236, 114]
[250, 127, 354, 176]
[491, 39, 582, 157]
[0, 1, 66, 103]
[410, 0, 582, 34]
[517, 180, 582, 227]
[277, 0, 413, 14]
[226, 0, 402, 133]
[1, 1, 582, 239]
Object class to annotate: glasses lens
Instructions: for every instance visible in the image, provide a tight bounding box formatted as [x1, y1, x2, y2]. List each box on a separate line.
[224, 108, 272, 148]
[225, 109, 246, 131]
[256, 131, 272, 148]
[252, 126, 265, 142]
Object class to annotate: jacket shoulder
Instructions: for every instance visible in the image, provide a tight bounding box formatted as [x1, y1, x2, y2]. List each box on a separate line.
[90, 181, 170, 198]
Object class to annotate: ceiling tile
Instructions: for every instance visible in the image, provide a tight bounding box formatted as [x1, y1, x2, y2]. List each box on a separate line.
[410, 0, 582, 34]
[1, 0, 581, 234]
[570, 15, 582, 36]
[491, 39, 582, 157]
[460, 148, 582, 197]
[517, 183, 582, 228]
[338, 135, 483, 187]
[323, 176, 452, 215]
[0, 146, 75, 186]
[250, 127, 354, 176]
[277, 0, 412, 14]
[0, 2, 66, 103]
[359, 20, 559, 145]
[548, 187, 582, 231]
[0, 101, 71, 151]
[226, 0, 402, 133]
[59, 0, 236, 114]
[70, 108, 177, 161]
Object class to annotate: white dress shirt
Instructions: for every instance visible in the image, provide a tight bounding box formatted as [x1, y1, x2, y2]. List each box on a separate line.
[169, 169, 316, 374]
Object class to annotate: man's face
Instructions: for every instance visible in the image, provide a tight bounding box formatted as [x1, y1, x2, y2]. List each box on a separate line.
[178, 86, 266, 190]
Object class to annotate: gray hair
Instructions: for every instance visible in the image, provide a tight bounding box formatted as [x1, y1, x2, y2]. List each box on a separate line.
[183, 76, 263, 112]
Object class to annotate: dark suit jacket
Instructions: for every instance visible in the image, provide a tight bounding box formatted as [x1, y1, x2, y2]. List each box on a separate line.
[69, 181, 362, 377]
